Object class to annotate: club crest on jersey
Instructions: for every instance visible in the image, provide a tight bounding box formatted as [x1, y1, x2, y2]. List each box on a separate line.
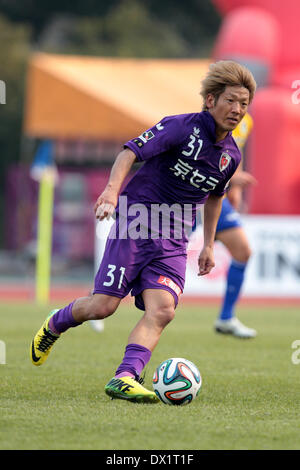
[219, 152, 231, 172]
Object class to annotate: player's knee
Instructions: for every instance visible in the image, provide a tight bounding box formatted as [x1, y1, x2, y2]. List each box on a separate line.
[234, 244, 252, 264]
[89, 297, 118, 320]
[241, 245, 252, 263]
[154, 304, 175, 328]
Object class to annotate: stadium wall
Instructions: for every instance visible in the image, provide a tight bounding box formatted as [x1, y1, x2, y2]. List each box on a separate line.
[184, 215, 300, 298]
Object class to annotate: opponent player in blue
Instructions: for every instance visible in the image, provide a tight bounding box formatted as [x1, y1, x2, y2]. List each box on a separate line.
[212, 114, 257, 338]
[30, 61, 256, 403]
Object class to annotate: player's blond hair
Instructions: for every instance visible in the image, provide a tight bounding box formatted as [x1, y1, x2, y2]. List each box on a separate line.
[200, 60, 257, 111]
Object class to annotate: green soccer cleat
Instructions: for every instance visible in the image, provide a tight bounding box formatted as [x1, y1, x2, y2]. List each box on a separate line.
[104, 376, 159, 403]
[30, 309, 60, 366]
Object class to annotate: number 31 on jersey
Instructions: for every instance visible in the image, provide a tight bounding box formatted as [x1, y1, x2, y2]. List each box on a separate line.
[103, 265, 126, 289]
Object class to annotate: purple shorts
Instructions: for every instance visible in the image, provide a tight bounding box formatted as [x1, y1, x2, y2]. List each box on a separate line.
[93, 221, 187, 311]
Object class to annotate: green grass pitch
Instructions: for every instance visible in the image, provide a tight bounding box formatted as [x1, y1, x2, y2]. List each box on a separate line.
[0, 300, 300, 450]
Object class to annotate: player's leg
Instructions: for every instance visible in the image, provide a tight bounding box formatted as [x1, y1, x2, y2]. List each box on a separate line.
[30, 293, 121, 366]
[128, 289, 175, 350]
[217, 226, 251, 322]
[104, 288, 175, 403]
[215, 226, 256, 338]
[105, 246, 185, 403]
[30, 220, 138, 367]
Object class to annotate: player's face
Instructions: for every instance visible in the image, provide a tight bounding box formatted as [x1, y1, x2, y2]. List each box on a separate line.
[206, 86, 250, 141]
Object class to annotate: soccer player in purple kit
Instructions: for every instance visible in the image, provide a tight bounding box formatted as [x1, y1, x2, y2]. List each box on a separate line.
[30, 61, 256, 403]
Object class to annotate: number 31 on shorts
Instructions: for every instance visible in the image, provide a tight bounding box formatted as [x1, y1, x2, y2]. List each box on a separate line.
[103, 264, 126, 289]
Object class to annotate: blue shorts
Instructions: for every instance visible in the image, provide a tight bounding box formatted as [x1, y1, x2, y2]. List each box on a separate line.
[216, 198, 242, 233]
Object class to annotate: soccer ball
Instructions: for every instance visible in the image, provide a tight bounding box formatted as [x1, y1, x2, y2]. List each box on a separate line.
[153, 357, 202, 405]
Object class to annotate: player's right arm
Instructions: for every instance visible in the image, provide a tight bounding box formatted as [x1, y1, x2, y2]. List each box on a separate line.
[94, 116, 182, 220]
[94, 148, 137, 220]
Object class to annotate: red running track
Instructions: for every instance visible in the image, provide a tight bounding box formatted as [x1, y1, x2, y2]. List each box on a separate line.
[0, 283, 299, 306]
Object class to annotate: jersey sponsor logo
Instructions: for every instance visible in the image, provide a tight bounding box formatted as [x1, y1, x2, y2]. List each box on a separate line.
[156, 123, 164, 131]
[157, 275, 182, 296]
[169, 158, 219, 191]
[139, 130, 155, 143]
[219, 152, 231, 172]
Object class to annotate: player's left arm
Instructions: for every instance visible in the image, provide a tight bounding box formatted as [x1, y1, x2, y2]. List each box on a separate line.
[198, 194, 223, 276]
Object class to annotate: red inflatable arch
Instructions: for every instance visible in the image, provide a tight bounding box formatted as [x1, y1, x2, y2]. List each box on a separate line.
[213, 0, 300, 214]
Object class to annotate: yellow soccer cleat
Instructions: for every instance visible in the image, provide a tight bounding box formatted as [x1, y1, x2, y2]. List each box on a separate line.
[30, 310, 60, 366]
[104, 376, 159, 403]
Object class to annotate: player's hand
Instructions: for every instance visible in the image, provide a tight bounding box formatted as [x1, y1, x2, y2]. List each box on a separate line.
[227, 185, 242, 209]
[197, 246, 215, 276]
[94, 187, 118, 221]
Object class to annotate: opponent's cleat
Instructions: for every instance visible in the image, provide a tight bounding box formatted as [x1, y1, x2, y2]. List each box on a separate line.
[104, 376, 159, 403]
[215, 317, 257, 339]
[89, 319, 105, 333]
[30, 309, 60, 366]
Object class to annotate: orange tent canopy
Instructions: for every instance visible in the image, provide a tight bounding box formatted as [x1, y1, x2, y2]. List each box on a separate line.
[24, 53, 210, 141]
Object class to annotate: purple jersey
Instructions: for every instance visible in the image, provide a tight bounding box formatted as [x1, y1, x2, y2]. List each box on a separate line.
[118, 111, 241, 241]
[123, 111, 240, 204]
[94, 112, 241, 309]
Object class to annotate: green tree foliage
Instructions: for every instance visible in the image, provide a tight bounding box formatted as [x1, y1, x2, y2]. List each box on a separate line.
[0, 0, 221, 57]
[60, 0, 190, 58]
[0, 15, 30, 177]
[144, 0, 221, 57]
[0, 15, 31, 245]
[0, 0, 119, 39]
